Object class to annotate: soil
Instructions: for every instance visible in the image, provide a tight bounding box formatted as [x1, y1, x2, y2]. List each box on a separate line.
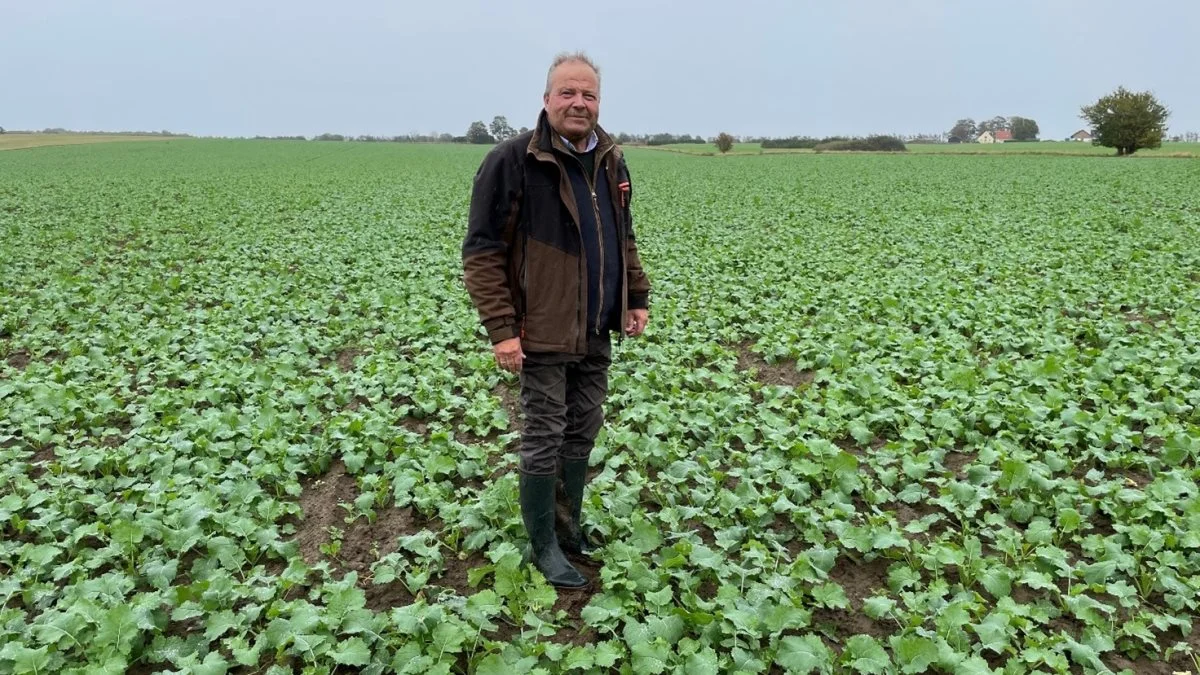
[328, 346, 366, 372]
[829, 555, 892, 612]
[734, 342, 814, 388]
[294, 459, 433, 610]
[943, 450, 977, 478]
[494, 381, 522, 435]
[28, 444, 55, 478]
[5, 350, 30, 370]
[683, 520, 717, 547]
[1122, 467, 1152, 488]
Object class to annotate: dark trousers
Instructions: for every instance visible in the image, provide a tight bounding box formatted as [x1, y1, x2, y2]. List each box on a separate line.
[518, 332, 612, 475]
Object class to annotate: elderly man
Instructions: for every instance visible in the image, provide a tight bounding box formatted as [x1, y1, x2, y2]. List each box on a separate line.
[461, 52, 651, 587]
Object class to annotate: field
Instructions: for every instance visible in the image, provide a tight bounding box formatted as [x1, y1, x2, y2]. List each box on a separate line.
[0, 134, 178, 152]
[652, 141, 1200, 158]
[2, 140, 1200, 674]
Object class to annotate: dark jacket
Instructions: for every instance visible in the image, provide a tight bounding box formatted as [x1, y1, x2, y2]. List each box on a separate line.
[462, 110, 651, 355]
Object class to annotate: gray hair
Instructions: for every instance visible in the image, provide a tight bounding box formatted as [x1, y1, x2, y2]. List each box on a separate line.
[544, 51, 601, 96]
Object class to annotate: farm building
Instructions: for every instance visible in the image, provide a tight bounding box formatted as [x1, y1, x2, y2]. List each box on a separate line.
[1070, 129, 1093, 142]
[978, 129, 1013, 144]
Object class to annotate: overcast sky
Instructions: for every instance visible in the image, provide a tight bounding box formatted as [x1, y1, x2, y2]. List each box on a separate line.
[4, 0, 1198, 140]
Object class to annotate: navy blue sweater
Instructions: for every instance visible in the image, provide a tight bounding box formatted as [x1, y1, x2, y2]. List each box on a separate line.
[561, 149, 622, 334]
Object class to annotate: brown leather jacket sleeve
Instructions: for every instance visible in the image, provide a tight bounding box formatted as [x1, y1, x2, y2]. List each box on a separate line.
[462, 146, 522, 343]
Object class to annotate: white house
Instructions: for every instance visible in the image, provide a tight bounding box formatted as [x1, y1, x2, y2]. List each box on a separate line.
[977, 129, 1013, 144]
[1070, 129, 1093, 142]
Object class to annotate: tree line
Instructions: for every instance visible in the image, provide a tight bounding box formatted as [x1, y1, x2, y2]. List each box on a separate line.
[9, 87, 1182, 156]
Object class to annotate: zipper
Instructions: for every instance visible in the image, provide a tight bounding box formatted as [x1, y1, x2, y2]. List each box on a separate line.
[590, 187, 604, 334]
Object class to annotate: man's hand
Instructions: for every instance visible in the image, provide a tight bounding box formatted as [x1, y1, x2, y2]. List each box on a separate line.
[494, 337, 525, 372]
[625, 309, 649, 337]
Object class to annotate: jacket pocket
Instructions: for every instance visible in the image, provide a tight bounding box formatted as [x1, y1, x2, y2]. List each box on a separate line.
[523, 238, 577, 336]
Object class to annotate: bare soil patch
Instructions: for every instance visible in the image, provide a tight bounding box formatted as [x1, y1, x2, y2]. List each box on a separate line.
[294, 458, 436, 612]
[333, 347, 366, 372]
[28, 445, 56, 478]
[5, 350, 31, 371]
[943, 450, 977, 478]
[734, 342, 814, 388]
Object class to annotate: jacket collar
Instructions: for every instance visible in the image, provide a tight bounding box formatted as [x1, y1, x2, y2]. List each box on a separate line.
[527, 109, 618, 162]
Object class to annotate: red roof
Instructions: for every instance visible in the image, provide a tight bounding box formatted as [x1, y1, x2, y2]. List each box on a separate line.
[993, 129, 1013, 141]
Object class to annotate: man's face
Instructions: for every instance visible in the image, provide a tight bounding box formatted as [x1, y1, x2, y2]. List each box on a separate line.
[544, 62, 600, 141]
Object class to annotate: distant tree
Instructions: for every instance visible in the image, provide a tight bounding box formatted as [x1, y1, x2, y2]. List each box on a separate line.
[715, 132, 734, 153]
[0, 126, 5, 134]
[1010, 117, 1040, 141]
[977, 116, 1009, 135]
[518, 126, 530, 135]
[948, 118, 977, 141]
[489, 116, 515, 142]
[314, 133, 345, 142]
[1080, 86, 1169, 156]
[467, 121, 494, 144]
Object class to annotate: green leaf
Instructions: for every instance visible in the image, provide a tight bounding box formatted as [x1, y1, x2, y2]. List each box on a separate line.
[956, 655, 996, 674]
[84, 657, 128, 675]
[630, 640, 670, 674]
[331, 637, 372, 666]
[94, 604, 138, 655]
[2, 643, 50, 675]
[843, 635, 890, 674]
[980, 568, 1012, 598]
[204, 609, 241, 641]
[561, 646, 595, 671]
[230, 636, 263, 666]
[1078, 560, 1117, 585]
[593, 641, 623, 668]
[849, 421, 873, 446]
[776, 635, 831, 674]
[1105, 581, 1138, 607]
[645, 585, 673, 607]
[1062, 635, 1105, 670]
[862, 596, 895, 620]
[684, 646, 720, 675]
[975, 613, 1011, 654]
[811, 582, 849, 609]
[192, 651, 231, 675]
[890, 635, 938, 673]
[141, 558, 178, 591]
[646, 614, 685, 643]
[629, 514, 663, 553]
[475, 654, 509, 675]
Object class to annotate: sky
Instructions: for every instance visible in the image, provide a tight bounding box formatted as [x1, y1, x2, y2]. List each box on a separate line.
[4, 0, 1198, 141]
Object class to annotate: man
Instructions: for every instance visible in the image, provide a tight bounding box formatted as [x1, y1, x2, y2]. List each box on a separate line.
[461, 52, 651, 588]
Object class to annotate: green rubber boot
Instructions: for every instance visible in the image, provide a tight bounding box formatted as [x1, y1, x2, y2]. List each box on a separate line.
[556, 458, 599, 557]
[520, 473, 587, 588]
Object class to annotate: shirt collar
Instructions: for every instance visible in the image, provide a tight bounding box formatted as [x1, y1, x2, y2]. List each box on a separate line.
[559, 129, 598, 153]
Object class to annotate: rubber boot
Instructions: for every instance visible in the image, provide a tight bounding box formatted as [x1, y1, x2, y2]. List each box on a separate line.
[520, 473, 587, 588]
[556, 458, 598, 557]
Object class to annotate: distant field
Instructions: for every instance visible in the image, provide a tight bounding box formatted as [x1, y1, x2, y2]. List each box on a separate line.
[647, 141, 1200, 158]
[0, 133, 176, 151]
